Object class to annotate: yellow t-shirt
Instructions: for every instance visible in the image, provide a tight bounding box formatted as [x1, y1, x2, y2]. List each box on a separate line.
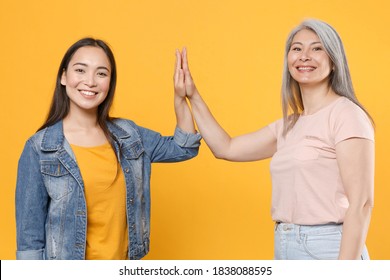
[70, 143, 128, 260]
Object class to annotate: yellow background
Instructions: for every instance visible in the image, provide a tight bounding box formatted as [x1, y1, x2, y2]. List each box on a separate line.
[1, 0, 389, 259]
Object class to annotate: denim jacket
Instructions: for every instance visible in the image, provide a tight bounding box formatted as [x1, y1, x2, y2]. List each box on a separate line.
[15, 119, 201, 260]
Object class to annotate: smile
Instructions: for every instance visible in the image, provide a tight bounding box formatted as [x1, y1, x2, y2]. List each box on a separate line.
[79, 90, 98, 96]
[296, 66, 316, 71]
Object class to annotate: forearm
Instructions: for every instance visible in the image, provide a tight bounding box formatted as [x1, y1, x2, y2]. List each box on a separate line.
[174, 95, 196, 134]
[187, 91, 232, 159]
[338, 204, 373, 259]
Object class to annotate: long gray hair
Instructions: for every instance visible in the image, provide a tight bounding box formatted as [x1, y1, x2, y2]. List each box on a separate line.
[281, 19, 374, 135]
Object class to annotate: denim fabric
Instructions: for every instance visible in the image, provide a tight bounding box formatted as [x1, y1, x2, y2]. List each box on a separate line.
[16, 119, 201, 260]
[274, 223, 370, 260]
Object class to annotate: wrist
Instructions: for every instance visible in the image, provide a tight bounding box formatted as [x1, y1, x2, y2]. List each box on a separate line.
[174, 95, 188, 107]
[187, 90, 201, 102]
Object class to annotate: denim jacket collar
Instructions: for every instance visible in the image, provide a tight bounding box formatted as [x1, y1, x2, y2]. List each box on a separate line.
[41, 121, 66, 152]
[40, 119, 134, 152]
[107, 119, 134, 140]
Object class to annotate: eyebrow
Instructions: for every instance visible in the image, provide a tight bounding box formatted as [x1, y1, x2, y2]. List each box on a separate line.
[72, 62, 110, 72]
[291, 41, 322, 46]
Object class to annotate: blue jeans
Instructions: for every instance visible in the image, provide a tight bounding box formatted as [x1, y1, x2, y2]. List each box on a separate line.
[274, 223, 370, 260]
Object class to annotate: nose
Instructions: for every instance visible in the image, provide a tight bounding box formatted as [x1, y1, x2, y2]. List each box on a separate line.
[299, 57, 311, 62]
[84, 73, 97, 87]
[299, 50, 311, 62]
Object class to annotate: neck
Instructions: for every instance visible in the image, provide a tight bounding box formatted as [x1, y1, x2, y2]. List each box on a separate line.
[62, 106, 109, 147]
[300, 82, 337, 115]
[63, 106, 100, 130]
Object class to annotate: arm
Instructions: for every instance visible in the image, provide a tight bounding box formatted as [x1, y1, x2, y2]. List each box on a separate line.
[137, 125, 201, 163]
[134, 51, 201, 163]
[15, 140, 48, 259]
[336, 138, 374, 259]
[180, 48, 276, 161]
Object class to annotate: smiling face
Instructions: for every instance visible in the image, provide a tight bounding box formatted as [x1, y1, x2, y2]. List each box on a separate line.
[287, 29, 333, 87]
[61, 46, 111, 114]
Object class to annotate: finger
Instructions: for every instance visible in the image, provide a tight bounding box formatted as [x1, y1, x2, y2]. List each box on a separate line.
[174, 49, 182, 82]
[175, 69, 185, 96]
[176, 63, 185, 85]
[182, 48, 194, 84]
[179, 69, 184, 85]
[185, 69, 194, 87]
[182, 47, 190, 72]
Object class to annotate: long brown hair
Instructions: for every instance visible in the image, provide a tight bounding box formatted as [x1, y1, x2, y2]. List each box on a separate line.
[38, 38, 117, 146]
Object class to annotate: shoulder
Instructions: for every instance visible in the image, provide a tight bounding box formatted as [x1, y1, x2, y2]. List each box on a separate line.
[23, 130, 45, 153]
[26, 122, 61, 151]
[330, 97, 368, 117]
[21, 122, 61, 156]
[267, 117, 285, 138]
[111, 117, 137, 129]
[329, 97, 372, 126]
[329, 97, 374, 143]
[109, 118, 143, 140]
[27, 129, 46, 143]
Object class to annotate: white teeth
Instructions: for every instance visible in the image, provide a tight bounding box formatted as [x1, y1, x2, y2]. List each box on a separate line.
[80, 90, 96, 96]
[298, 67, 315, 70]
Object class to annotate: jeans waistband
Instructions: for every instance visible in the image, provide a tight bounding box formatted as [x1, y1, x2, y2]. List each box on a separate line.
[275, 222, 343, 235]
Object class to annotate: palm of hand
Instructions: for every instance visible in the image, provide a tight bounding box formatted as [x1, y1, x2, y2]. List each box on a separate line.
[174, 48, 197, 98]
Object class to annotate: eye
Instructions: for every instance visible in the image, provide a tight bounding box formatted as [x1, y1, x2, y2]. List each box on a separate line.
[75, 68, 85, 73]
[313, 47, 323, 51]
[290, 47, 301, 52]
[97, 72, 108, 77]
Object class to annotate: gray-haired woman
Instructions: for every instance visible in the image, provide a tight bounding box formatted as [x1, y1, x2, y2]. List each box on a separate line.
[177, 19, 374, 260]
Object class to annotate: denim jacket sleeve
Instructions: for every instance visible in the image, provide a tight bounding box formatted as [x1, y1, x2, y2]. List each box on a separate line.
[138, 125, 202, 163]
[15, 139, 48, 260]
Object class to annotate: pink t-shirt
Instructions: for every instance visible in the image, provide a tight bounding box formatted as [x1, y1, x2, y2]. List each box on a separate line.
[268, 97, 374, 225]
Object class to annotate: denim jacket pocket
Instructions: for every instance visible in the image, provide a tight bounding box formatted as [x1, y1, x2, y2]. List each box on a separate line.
[41, 160, 73, 200]
[121, 140, 144, 160]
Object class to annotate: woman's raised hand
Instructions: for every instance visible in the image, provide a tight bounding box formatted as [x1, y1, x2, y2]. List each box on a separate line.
[173, 48, 197, 133]
[174, 48, 198, 99]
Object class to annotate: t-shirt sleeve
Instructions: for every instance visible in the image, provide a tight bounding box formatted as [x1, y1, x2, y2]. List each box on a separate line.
[267, 118, 284, 139]
[332, 101, 374, 145]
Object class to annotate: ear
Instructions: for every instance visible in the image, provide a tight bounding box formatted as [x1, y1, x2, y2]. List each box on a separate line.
[60, 69, 66, 86]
